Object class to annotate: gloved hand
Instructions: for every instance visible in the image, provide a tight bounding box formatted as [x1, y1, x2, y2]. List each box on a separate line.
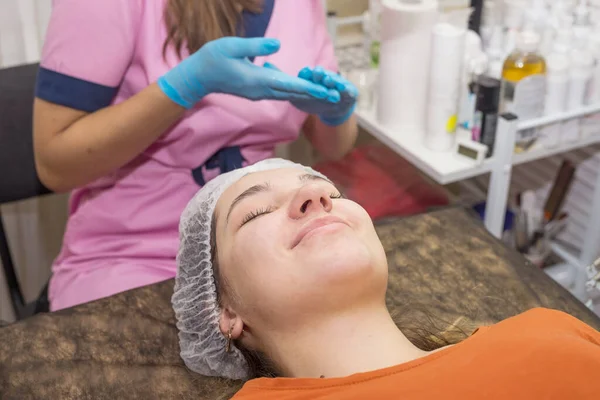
[264, 63, 358, 126]
[157, 37, 337, 109]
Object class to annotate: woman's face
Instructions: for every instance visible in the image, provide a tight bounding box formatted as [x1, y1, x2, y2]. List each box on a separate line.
[214, 168, 388, 337]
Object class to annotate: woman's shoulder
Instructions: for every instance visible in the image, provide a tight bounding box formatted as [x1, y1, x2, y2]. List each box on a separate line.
[502, 307, 595, 327]
[486, 307, 600, 343]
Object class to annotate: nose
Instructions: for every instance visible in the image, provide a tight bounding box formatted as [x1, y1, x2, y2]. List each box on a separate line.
[288, 183, 333, 219]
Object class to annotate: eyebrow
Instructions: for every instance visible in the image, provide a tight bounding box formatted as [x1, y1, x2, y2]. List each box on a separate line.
[225, 174, 330, 224]
[298, 173, 329, 184]
[226, 182, 271, 223]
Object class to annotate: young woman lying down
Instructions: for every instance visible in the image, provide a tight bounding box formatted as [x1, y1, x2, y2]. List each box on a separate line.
[172, 159, 600, 400]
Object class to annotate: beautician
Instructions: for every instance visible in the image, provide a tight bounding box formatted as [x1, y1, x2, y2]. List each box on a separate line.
[33, 0, 358, 311]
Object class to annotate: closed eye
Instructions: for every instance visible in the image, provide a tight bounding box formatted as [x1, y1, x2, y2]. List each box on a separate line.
[241, 206, 274, 227]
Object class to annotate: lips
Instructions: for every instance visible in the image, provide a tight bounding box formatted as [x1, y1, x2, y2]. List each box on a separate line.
[291, 215, 348, 249]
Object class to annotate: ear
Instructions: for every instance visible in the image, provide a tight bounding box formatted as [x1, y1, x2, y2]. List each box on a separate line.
[219, 306, 244, 340]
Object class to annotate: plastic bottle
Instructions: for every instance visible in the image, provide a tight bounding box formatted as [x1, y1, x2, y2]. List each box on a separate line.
[569, 50, 594, 110]
[523, 0, 552, 56]
[524, 0, 548, 33]
[573, 0, 592, 49]
[501, 30, 547, 148]
[503, 0, 526, 55]
[562, 0, 579, 11]
[545, 30, 572, 115]
[586, 28, 600, 104]
[562, 48, 595, 142]
[540, 30, 571, 147]
[487, 25, 505, 79]
[565, 1, 594, 140]
[368, 0, 382, 68]
[584, 5, 600, 135]
[472, 76, 502, 157]
[327, 11, 338, 48]
[479, 0, 497, 49]
[502, 31, 546, 111]
[459, 31, 489, 130]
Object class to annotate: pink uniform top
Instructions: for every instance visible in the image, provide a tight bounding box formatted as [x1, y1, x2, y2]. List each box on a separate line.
[37, 0, 337, 311]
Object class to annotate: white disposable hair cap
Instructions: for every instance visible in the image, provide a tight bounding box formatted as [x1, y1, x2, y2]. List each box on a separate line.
[172, 158, 327, 381]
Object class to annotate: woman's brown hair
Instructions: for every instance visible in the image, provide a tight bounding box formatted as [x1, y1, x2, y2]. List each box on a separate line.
[164, 0, 264, 59]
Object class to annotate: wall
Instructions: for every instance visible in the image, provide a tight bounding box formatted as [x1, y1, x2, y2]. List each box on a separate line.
[0, 0, 67, 323]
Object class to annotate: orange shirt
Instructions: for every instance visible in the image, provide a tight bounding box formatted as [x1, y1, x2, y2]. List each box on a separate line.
[233, 308, 600, 400]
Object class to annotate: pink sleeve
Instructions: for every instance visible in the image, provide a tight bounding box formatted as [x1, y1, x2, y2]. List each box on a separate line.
[41, 0, 142, 87]
[309, 0, 338, 73]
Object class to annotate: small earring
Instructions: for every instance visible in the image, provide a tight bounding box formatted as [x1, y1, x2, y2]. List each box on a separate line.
[225, 326, 233, 353]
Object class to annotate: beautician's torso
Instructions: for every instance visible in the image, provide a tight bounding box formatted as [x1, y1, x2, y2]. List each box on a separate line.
[38, 0, 336, 311]
[233, 308, 600, 400]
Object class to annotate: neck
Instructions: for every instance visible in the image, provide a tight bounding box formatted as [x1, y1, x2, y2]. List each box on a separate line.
[264, 304, 430, 378]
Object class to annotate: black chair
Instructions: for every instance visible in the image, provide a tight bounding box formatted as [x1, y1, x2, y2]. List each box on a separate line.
[0, 63, 53, 320]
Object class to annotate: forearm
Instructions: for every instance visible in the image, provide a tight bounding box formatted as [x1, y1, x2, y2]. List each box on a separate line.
[34, 84, 185, 192]
[304, 114, 358, 160]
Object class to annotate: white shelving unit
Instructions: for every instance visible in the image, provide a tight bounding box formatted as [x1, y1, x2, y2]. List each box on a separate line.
[357, 105, 600, 185]
[356, 106, 600, 303]
[327, 7, 600, 304]
[357, 111, 495, 184]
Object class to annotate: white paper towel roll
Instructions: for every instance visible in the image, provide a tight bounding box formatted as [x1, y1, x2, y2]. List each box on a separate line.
[377, 0, 438, 135]
[425, 22, 465, 152]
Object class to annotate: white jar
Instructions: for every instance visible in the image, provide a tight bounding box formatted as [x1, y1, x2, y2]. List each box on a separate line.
[545, 53, 570, 115]
[568, 49, 594, 110]
[541, 53, 570, 147]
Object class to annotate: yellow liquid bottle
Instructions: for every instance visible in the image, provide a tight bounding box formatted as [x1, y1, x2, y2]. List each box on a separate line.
[501, 31, 547, 150]
[502, 52, 547, 83]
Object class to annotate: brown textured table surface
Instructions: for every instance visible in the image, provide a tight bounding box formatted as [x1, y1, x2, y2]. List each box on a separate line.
[1, 208, 598, 400]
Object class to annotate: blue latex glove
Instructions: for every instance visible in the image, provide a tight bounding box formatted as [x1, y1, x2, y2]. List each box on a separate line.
[157, 37, 337, 109]
[264, 63, 358, 126]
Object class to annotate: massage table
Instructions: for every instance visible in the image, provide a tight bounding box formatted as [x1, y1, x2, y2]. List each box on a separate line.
[1, 208, 599, 399]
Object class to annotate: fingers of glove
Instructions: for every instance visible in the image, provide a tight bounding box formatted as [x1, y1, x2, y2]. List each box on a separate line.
[216, 37, 281, 58]
[298, 67, 313, 81]
[319, 70, 358, 98]
[259, 63, 337, 100]
[295, 66, 341, 103]
[299, 66, 349, 95]
[264, 63, 341, 103]
[312, 66, 326, 85]
[320, 72, 358, 102]
[310, 69, 344, 103]
[262, 89, 335, 102]
[339, 79, 359, 100]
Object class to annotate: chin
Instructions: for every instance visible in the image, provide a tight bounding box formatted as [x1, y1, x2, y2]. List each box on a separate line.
[303, 231, 385, 286]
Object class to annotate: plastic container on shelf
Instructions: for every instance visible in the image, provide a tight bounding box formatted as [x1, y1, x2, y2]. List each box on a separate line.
[503, 0, 526, 54]
[568, 49, 595, 111]
[347, 68, 378, 112]
[541, 50, 570, 148]
[545, 51, 571, 115]
[501, 30, 547, 150]
[563, 49, 595, 142]
[458, 31, 489, 131]
[367, 0, 382, 68]
[487, 25, 505, 79]
[573, 0, 592, 41]
[582, 27, 600, 136]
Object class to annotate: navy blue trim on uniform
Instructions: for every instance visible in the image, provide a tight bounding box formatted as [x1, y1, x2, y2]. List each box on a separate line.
[192, 147, 246, 187]
[190, 1, 272, 185]
[35, 67, 118, 113]
[239, 0, 275, 62]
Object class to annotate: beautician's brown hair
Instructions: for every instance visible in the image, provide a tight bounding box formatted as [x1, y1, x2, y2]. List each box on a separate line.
[163, 0, 264, 59]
